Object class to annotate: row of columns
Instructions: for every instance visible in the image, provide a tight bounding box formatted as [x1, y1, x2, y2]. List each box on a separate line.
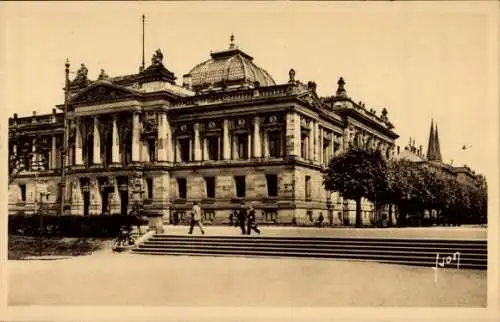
[74, 112, 158, 166]
[177, 116, 267, 162]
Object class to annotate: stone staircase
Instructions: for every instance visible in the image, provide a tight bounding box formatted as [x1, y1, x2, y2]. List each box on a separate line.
[132, 235, 487, 270]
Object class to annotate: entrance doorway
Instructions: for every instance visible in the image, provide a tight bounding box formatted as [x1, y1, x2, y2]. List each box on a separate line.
[120, 190, 128, 215]
[83, 191, 90, 217]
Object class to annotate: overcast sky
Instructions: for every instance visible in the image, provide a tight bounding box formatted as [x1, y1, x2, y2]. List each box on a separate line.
[1, 2, 498, 178]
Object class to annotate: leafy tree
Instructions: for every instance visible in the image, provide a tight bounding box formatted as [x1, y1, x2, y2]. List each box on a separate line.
[323, 147, 388, 227]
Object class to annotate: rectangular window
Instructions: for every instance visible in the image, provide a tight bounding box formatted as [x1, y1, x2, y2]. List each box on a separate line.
[179, 139, 190, 162]
[207, 136, 220, 161]
[237, 135, 248, 159]
[234, 176, 246, 198]
[301, 133, 308, 159]
[19, 184, 26, 202]
[205, 177, 216, 199]
[268, 131, 282, 158]
[266, 174, 278, 198]
[177, 178, 187, 199]
[146, 178, 154, 199]
[305, 175, 312, 200]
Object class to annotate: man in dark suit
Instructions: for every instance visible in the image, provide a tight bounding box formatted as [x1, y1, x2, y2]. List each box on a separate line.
[246, 204, 261, 235]
[237, 205, 247, 235]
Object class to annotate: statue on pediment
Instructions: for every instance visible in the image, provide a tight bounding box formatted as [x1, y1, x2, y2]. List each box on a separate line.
[98, 68, 109, 81]
[381, 107, 389, 122]
[76, 64, 88, 80]
[151, 49, 164, 66]
[288, 69, 296, 83]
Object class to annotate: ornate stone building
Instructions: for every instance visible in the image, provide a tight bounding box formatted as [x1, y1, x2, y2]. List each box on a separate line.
[8, 37, 399, 226]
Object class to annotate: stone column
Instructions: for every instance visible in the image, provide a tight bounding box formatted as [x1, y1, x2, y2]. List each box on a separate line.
[12, 143, 18, 171]
[247, 133, 252, 159]
[253, 116, 261, 158]
[193, 123, 202, 161]
[75, 120, 83, 166]
[93, 117, 102, 165]
[309, 123, 315, 161]
[157, 112, 167, 162]
[202, 137, 208, 161]
[175, 138, 182, 162]
[223, 119, 231, 160]
[314, 122, 320, 161]
[50, 136, 57, 169]
[231, 135, 236, 159]
[285, 112, 301, 156]
[165, 116, 173, 162]
[111, 116, 120, 164]
[319, 128, 324, 165]
[263, 131, 269, 158]
[131, 112, 141, 162]
[30, 138, 37, 170]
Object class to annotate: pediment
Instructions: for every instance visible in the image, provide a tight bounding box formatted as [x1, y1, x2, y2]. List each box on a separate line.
[70, 82, 141, 106]
[297, 91, 324, 109]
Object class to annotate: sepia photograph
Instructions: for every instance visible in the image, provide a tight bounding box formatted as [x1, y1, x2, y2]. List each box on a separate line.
[1, 1, 498, 322]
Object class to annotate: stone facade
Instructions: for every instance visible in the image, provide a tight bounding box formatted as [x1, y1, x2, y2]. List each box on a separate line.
[8, 39, 399, 226]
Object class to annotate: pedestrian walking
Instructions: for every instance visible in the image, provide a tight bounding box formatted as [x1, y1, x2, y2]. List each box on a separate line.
[188, 202, 205, 235]
[246, 204, 261, 235]
[237, 204, 247, 235]
[316, 212, 324, 228]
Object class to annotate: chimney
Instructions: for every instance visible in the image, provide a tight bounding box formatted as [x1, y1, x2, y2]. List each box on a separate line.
[397, 146, 400, 154]
[182, 74, 192, 90]
[419, 145, 422, 156]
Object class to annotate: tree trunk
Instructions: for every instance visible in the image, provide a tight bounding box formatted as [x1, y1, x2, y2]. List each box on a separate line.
[355, 197, 362, 228]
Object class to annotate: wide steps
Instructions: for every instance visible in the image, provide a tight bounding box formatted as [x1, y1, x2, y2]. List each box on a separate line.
[132, 235, 487, 270]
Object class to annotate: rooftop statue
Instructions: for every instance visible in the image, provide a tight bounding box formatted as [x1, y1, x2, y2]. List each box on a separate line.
[151, 49, 164, 66]
[381, 107, 389, 121]
[74, 63, 89, 82]
[98, 68, 109, 81]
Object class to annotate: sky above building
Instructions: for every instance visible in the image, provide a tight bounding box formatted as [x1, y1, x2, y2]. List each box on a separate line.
[1, 2, 498, 178]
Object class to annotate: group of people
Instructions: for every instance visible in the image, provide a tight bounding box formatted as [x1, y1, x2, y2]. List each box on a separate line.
[231, 203, 261, 235]
[187, 202, 261, 236]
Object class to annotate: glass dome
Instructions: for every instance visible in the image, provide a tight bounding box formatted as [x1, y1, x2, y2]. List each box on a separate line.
[186, 37, 276, 92]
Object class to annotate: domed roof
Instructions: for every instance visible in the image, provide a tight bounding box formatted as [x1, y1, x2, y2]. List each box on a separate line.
[186, 35, 276, 92]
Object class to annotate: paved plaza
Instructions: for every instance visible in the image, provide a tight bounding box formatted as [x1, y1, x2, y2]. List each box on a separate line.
[8, 247, 486, 306]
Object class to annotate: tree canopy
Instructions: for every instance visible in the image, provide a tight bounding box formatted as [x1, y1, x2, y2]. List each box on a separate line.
[323, 146, 488, 227]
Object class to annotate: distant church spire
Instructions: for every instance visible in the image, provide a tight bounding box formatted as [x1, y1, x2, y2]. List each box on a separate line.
[433, 123, 442, 162]
[426, 119, 443, 162]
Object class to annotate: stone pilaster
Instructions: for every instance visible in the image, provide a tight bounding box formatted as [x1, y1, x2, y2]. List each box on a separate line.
[157, 112, 167, 162]
[223, 119, 230, 160]
[309, 123, 315, 161]
[313, 122, 319, 161]
[319, 127, 324, 164]
[109, 177, 121, 215]
[31, 138, 38, 170]
[111, 116, 120, 164]
[90, 177, 102, 215]
[263, 131, 269, 158]
[175, 138, 182, 162]
[202, 137, 208, 161]
[70, 178, 83, 216]
[51, 136, 57, 169]
[131, 112, 141, 162]
[93, 117, 102, 165]
[74, 120, 83, 166]
[285, 112, 301, 156]
[232, 135, 238, 159]
[247, 133, 252, 159]
[193, 123, 202, 161]
[253, 116, 261, 158]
